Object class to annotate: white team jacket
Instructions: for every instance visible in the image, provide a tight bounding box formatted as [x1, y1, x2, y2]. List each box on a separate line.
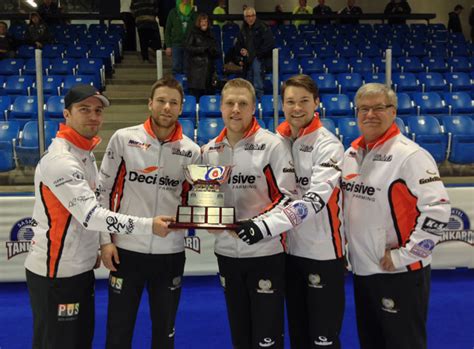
[25, 124, 154, 278]
[201, 118, 297, 258]
[251, 115, 345, 261]
[98, 118, 201, 254]
[342, 123, 451, 276]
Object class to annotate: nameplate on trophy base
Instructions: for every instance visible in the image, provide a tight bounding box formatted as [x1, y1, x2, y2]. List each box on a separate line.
[168, 165, 238, 230]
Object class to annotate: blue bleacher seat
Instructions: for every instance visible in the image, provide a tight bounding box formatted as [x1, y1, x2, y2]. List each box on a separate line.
[441, 115, 474, 164]
[89, 44, 115, 73]
[180, 119, 195, 141]
[42, 44, 65, 59]
[300, 57, 325, 75]
[49, 58, 77, 75]
[442, 92, 474, 115]
[174, 74, 188, 92]
[337, 73, 363, 96]
[199, 95, 221, 118]
[396, 93, 416, 116]
[197, 118, 224, 145]
[394, 117, 407, 135]
[363, 73, 385, 84]
[338, 118, 360, 149]
[279, 57, 300, 75]
[23, 57, 50, 75]
[315, 46, 336, 59]
[447, 57, 471, 72]
[406, 115, 447, 163]
[449, 43, 469, 57]
[392, 73, 420, 92]
[321, 94, 353, 117]
[324, 57, 350, 74]
[16, 45, 35, 59]
[397, 56, 424, 73]
[321, 118, 337, 135]
[426, 43, 447, 58]
[0, 96, 12, 119]
[0, 76, 4, 96]
[76, 58, 105, 89]
[31, 75, 63, 98]
[63, 75, 95, 94]
[0, 120, 20, 171]
[310, 73, 338, 94]
[411, 92, 449, 115]
[292, 45, 314, 59]
[417, 72, 447, 92]
[403, 43, 426, 57]
[0, 58, 24, 75]
[10, 96, 38, 125]
[444, 72, 471, 92]
[373, 57, 399, 73]
[337, 43, 359, 58]
[45, 96, 65, 119]
[265, 117, 285, 133]
[260, 95, 283, 118]
[358, 43, 381, 58]
[15, 120, 59, 166]
[181, 95, 197, 120]
[422, 57, 447, 73]
[4, 75, 34, 96]
[350, 57, 373, 75]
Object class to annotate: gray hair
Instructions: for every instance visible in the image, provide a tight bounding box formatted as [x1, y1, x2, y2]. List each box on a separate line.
[354, 83, 397, 109]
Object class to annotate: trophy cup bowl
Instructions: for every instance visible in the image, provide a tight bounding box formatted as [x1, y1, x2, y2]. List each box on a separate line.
[168, 164, 238, 230]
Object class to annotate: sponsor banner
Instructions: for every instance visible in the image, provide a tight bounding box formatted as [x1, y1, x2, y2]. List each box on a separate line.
[1, 188, 473, 281]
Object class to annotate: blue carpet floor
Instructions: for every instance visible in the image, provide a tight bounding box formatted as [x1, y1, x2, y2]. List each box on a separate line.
[0, 269, 473, 348]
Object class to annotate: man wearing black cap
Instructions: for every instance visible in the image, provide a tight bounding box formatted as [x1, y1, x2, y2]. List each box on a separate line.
[448, 5, 464, 33]
[24, 84, 175, 349]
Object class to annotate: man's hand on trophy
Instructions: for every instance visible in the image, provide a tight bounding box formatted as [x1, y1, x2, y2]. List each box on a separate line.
[152, 216, 176, 237]
[236, 220, 264, 245]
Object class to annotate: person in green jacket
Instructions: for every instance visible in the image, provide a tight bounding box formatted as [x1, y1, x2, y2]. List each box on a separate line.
[165, 0, 197, 74]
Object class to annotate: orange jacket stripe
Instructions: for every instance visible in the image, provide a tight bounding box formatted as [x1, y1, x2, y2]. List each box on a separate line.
[388, 179, 420, 247]
[110, 159, 127, 212]
[327, 187, 344, 258]
[40, 183, 72, 278]
[261, 164, 284, 214]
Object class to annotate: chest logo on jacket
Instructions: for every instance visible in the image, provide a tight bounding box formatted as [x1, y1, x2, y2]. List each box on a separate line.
[244, 143, 266, 151]
[299, 144, 314, 152]
[127, 139, 151, 150]
[172, 148, 193, 157]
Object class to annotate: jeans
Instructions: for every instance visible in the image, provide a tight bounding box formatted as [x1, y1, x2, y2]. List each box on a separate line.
[172, 45, 185, 75]
[246, 58, 264, 101]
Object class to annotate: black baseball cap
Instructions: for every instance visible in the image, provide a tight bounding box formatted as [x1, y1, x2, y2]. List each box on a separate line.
[64, 84, 110, 109]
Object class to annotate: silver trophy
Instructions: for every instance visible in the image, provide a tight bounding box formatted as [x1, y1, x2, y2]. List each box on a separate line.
[169, 164, 238, 230]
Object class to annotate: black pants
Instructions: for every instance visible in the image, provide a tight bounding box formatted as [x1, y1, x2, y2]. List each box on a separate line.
[26, 268, 95, 349]
[217, 253, 285, 349]
[353, 266, 431, 349]
[137, 26, 162, 61]
[121, 12, 136, 51]
[105, 248, 185, 349]
[286, 255, 345, 349]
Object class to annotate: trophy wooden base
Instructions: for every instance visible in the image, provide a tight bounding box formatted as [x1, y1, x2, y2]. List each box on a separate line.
[168, 205, 238, 230]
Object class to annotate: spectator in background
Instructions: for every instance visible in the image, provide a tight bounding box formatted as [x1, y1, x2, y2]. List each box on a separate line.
[37, 0, 62, 26]
[313, 0, 333, 25]
[165, 0, 197, 75]
[185, 13, 220, 100]
[293, 0, 313, 28]
[120, 0, 137, 51]
[212, 0, 226, 28]
[470, 6, 474, 41]
[131, 0, 162, 63]
[448, 5, 464, 34]
[0, 21, 15, 60]
[234, 7, 275, 101]
[384, 0, 411, 24]
[338, 0, 363, 24]
[26, 12, 51, 49]
[273, 4, 285, 27]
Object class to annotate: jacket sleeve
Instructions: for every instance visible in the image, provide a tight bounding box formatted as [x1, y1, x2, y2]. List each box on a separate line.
[256, 136, 344, 237]
[97, 131, 124, 245]
[41, 151, 153, 237]
[252, 139, 297, 227]
[389, 150, 451, 269]
[255, 23, 275, 59]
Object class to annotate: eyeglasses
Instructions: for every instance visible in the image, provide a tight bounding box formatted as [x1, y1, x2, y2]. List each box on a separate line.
[244, 14, 256, 18]
[356, 104, 394, 115]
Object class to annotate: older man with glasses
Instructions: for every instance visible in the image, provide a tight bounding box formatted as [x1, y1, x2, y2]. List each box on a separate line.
[341, 83, 451, 349]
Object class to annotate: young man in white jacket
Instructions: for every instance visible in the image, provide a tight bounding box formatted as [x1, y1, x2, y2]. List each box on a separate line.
[237, 74, 346, 348]
[25, 84, 174, 349]
[342, 83, 451, 349]
[98, 76, 201, 349]
[202, 78, 297, 348]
